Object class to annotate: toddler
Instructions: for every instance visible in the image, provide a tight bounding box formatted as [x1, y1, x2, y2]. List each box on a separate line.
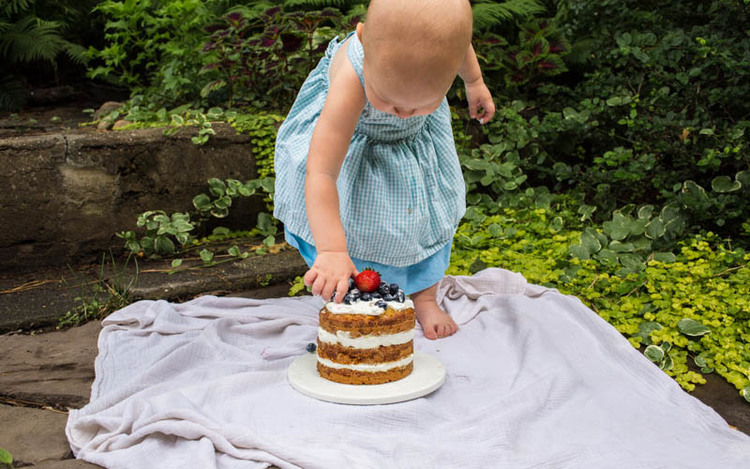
[274, 0, 495, 339]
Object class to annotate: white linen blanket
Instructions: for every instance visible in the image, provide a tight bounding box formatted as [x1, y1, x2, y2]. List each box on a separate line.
[67, 268, 750, 468]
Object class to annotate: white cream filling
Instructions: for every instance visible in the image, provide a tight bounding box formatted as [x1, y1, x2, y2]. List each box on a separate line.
[325, 298, 414, 315]
[317, 354, 413, 372]
[318, 328, 414, 349]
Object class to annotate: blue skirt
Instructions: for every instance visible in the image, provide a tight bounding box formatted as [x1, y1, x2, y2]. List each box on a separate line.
[284, 229, 451, 295]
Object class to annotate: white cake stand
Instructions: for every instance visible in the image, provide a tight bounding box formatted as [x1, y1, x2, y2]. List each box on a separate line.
[288, 351, 446, 405]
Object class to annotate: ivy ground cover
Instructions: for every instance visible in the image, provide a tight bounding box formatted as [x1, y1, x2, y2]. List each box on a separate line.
[448, 200, 750, 403]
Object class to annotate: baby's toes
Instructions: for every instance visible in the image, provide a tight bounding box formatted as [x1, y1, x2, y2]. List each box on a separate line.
[423, 323, 439, 340]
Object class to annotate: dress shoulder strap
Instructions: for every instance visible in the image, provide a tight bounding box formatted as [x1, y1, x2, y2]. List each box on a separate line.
[346, 31, 366, 90]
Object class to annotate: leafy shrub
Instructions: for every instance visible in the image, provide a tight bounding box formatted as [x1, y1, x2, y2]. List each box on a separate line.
[87, 0, 366, 109]
[505, 0, 750, 244]
[200, 6, 364, 109]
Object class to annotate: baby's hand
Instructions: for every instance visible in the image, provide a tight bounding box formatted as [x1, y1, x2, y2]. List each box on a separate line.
[304, 251, 358, 303]
[465, 79, 495, 125]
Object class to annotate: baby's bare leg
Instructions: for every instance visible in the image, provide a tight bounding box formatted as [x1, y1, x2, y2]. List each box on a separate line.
[411, 283, 458, 340]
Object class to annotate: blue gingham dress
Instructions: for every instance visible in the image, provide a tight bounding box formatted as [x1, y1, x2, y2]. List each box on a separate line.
[273, 32, 465, 268]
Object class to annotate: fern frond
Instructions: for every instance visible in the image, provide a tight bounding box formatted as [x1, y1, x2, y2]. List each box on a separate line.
[0, 16, 67, 64]
[472, 0, 547, 30]
[2, 0, 34, 17]
[64, 42, 88, 65]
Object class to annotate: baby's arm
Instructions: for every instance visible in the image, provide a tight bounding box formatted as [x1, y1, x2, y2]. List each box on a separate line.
[303, 45, 366, 303]
[459, 43, 495, 124]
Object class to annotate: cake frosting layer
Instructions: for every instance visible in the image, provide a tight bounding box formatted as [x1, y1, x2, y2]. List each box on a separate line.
[317, 354, 413, 372]
[325, 299, 415, 315]
[318, 328, 414, 348]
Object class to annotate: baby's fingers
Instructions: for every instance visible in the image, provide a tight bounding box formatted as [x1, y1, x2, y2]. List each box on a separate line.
[303, 268, 318, 287]
[477, 98, 496, 124]
[333, 277, 350, 303]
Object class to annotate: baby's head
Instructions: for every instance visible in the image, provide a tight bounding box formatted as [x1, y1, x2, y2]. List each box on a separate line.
[357, 0, 472, 118]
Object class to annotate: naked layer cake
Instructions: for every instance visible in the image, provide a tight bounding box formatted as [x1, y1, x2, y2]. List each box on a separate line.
[316, 270, 416, 385]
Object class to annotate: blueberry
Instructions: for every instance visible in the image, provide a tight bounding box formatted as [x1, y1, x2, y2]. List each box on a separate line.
[343, 294, 352, 304]
[378, 282, 390, 295]
[383, 293, 395, 302]
[361, 292, 372, 301]
[371, 292, 382, 299]
[375, 300, 387, 309]
[329, 290, 337, 302]
[348, 278, 355, 291]
[396, 290, 405, 302]
[349, 288, 360, 298]
[306, 342, 317, 353]
[390, 283, 400, 293]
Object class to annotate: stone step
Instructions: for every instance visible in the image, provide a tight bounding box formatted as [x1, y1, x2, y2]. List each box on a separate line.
[0, 248, 308, 333]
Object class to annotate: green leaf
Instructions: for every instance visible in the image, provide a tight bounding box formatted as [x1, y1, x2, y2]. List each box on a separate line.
[171, 259, 183, 267]
[578, 204, 596, 222]
[653, 252, 677, 263]
[603, 212, 630, 241]
[644, 344, 665, 363]
[711, 176, 741, 193]
[609, 241, 635, 253]
[660, 342, 672, 352]
[569, 244, 590, 260]
[645, 218, 666, 239]
[661, 354, 674, 370]
[581, 228, 602, 253]
[0, 448, 12, 465]
[199, 249, 214, 263]
[154, 236, 175, 255]
[208, 178, 226, 197]
[212, 227, 230, 236]
[677, 318, 710, 337]
[263, 235, 275, 247]
[634, 321, 662, 346]
[193, 193, 212, 211]
[637, 205, 655, 219]
[594, 248, 619, 265]
[228, 245, 241, 257]
[742, 387, 750, 404]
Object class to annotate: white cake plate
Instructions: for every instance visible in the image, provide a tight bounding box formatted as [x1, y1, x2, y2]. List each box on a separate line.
[288, 351, 446, 405]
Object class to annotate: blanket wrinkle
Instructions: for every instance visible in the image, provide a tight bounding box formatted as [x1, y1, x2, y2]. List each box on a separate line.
[67, 268, 750, 469]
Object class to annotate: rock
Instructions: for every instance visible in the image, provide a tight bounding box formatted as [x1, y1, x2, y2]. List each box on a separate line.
[0, 321, 100, 408]
[92, 101, 123, 121]
[95, 120, 112, 130]
[31, 460, 103, 468]
[0, 404, 74, 466]
[111, 119, 131, 130]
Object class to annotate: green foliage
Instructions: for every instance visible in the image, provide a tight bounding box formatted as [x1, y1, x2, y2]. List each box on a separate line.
[508, 0, 750, 243]
[449, 186, 750, 399]
[228, 111, 285, 179]
[87, 0, 222, 105]
[200, 6, 357, 109]
[58, 252, 135, 328]
[118, 176, 275, 262]
[0, 0, 92, 110]
[88, 0, 365, 109]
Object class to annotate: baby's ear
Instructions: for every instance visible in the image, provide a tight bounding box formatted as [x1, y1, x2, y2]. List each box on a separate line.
[356, 22, 364, 42]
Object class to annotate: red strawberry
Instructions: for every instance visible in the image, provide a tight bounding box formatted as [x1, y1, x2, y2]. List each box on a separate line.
[354, 268, 381, 293]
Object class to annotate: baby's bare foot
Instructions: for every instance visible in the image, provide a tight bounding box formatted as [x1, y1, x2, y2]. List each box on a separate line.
[411, 284, 458, 340]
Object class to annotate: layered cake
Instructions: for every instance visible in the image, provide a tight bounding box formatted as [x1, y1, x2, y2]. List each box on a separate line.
[316, 270, 416, 385]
